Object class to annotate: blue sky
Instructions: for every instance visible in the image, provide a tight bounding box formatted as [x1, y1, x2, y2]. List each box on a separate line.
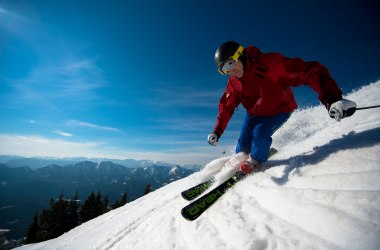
[1, 0, 379, 165]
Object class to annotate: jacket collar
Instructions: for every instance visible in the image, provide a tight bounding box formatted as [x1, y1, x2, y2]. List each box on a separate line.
[239, 46, 260, 81]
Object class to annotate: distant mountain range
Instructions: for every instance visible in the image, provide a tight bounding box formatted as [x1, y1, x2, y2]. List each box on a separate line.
[0, 157, 201, 239]
[0, 155, 201, 170]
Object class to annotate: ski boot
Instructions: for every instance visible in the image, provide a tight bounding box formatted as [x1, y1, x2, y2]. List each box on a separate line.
[239, 158, 261, 174]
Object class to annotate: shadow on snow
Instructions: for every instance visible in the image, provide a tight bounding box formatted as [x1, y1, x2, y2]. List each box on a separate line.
[269, 127, 380, 185]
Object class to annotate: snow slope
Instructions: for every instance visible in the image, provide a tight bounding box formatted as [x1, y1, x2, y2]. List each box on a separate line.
[19, 81, 380, 250]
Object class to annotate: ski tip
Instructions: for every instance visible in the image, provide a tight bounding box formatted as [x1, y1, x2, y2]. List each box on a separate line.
[181, 192, 193, 201]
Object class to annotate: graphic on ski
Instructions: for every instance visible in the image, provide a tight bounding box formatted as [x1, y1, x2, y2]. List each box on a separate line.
[181, 148, 278, 201]
[181, 177, 215, 201]
[181, 171, 247, 221]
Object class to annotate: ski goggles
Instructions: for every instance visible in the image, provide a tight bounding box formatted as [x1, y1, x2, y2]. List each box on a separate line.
[218, 59, 238, 75]
[218, 45, 244, 75]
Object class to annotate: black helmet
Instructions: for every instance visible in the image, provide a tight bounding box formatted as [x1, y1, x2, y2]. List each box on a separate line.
[215, 41, 244, 74]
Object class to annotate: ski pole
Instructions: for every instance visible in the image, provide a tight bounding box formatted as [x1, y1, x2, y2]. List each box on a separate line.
[356, 105, 380, 111]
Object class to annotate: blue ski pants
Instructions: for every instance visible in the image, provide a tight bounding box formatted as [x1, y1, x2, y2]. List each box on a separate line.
[235, 112, 292, 162]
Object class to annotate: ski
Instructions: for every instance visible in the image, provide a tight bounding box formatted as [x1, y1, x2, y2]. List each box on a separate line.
[181, 148, 278, 201]
[181, 170, 247, 221]
[181, 177, 215, 201]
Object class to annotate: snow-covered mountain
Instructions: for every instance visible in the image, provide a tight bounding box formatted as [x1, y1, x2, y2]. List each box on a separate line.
[18, 81, 380, 250]
[0, 156, 186, 170]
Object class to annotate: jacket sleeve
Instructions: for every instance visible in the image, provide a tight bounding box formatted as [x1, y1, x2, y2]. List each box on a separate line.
[280, 55, 343, 108]
[213, 78, 241, 137]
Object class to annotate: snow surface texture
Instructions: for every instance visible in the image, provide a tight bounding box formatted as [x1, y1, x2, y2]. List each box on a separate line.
[19, 82, 380, 250]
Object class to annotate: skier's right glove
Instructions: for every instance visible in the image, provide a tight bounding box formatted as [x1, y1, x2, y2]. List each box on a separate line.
[328, 98, 357, 122]
[207, 133, 219, 146]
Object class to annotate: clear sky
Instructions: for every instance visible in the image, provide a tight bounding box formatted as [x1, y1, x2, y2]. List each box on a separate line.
[1, 0, 379, 165]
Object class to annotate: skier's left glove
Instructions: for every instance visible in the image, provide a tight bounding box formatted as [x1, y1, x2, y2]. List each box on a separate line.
[328, 98, 357, 122]
[207, 133, 219, 146]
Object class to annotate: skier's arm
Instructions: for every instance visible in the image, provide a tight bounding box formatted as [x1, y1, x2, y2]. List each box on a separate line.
[280, 56, 343, 108]
[212, 79, 241, 139]
[280, 55, 357, 120]
[213, 93, 235, 137]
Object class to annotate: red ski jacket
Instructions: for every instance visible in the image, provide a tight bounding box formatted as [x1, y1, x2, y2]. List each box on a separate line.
[213, 46, 343, 137]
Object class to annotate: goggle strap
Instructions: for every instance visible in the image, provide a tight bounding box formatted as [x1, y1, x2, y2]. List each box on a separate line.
[231, 45, 244, 61]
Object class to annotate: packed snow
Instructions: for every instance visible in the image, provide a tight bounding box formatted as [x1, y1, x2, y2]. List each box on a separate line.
[18, 81, 380, 250]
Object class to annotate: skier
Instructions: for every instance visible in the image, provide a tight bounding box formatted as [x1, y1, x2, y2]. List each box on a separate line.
[207, 41, 357, 174]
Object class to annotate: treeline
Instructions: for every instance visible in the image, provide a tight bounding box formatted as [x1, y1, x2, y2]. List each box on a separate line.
[26, 184, 152, 243]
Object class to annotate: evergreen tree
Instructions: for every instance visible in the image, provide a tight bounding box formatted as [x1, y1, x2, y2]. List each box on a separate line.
[26, 190, 133, 243]
[80, 191, 106, 223]
[103, 195, 110, 213]
[80, 192, 96, 223]
[111, 192, 128, 209]
[119, 192, 128, 206]
[67, 192, 79, 230]
[25, 212, 39, 243]
[144, 184, 152, 195]
[34, 193, 77, 241]
[37, 209, 50, 241]
[94, 191, 104, 215]
[48, 193, 69, 238]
